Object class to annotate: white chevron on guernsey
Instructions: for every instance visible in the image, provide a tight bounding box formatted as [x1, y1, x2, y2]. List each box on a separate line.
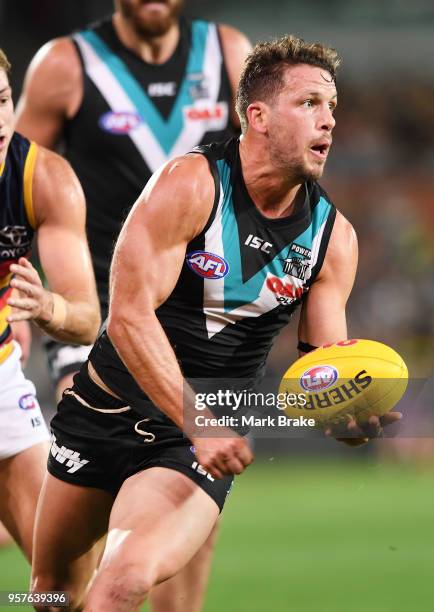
[74, 34, 167, 172]
[75, 24, 225, 173]
[203, 180, 226, 338]
[203, 216, 329, 339]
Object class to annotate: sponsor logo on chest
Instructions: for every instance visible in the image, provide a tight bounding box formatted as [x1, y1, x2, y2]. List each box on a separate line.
[98, 111, 142, 135]
[267, 276, 306, 306]
[0, 225, 31, 260]
[186, 251, 229, 279]
[183, 102, 228, 131]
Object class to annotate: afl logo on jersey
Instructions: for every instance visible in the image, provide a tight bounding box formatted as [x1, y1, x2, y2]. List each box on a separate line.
[98, 111, 142, 135]
[300, 366, 338, 392]
[186, 251, 229, 279]
[18, 394, 37, 411]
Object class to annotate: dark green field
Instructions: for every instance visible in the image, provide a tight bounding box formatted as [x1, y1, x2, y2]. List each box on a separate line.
[1, 458, 434, 611]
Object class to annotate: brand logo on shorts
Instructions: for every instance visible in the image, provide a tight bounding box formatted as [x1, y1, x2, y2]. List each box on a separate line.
[191, 461, 215, 482]
[50, 435, 89, 474]
[190, 446, 196, 455]
[300, 365, 339, 392]
[99, 111, 142, 135]
[18, 394, 37, 411]
[186, 251, 229, 279]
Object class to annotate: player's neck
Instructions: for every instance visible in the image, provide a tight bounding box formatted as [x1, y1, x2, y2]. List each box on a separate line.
[239, 136, 304, 220]
[112, 14, 180, 64]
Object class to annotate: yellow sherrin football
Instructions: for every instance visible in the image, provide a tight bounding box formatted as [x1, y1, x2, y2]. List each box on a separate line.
[279, 339, 408, 428]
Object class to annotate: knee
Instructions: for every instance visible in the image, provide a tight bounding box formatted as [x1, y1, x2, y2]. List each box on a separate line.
[87, 562, 157, 609]
[31, 574, 86, 611]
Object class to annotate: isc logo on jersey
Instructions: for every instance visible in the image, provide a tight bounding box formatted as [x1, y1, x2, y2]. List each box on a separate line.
[300, 365, 338, 392]
[186, 251, 229, 279]
[99, 111, 142, 135]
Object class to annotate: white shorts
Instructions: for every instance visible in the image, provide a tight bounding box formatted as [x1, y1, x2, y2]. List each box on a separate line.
[0, 342, 50, 460]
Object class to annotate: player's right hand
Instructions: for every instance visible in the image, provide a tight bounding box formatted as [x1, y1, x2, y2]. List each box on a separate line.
[192, 433, 254, 479]
[7, 258, 53, 324]
[325, 411, 402, 446]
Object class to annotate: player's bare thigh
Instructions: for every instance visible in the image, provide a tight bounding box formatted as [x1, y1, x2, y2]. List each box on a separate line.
[86, 467, 220, 610]
[0, 441, 49, 561]
[31, 472, 113, 610]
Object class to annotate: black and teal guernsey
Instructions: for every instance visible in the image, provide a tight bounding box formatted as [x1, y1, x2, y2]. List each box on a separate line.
[0, 133, 37, 362]
[67, 16, 234, 315]
[90, 138, 337, 406]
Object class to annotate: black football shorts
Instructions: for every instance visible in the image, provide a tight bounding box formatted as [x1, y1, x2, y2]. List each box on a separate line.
[47, 368, 234, 512]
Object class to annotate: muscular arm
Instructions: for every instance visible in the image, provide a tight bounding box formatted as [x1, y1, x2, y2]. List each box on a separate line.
[15, 38, 82, 147]
[218, 25, 252, 130]
[107, 154, 252, 477]
[9, 147, 100, 344]
[107, 155, 213, 427]
[298, 212, 401, 442]
[298, 211, 358, 350]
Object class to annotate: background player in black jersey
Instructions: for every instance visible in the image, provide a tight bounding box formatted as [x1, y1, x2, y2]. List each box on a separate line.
[16, 2, 251, 609]
[29, 36, 401, 611]
[16, 0, 251, 401]
[0, 49, 100, 562]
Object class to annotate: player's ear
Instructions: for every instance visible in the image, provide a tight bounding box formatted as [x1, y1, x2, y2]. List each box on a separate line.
[246, 101, 269, 134]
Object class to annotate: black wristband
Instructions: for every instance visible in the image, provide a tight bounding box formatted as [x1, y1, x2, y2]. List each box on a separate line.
[297, 340, 319, 354]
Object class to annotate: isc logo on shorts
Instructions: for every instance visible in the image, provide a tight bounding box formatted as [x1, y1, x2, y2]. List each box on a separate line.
[191, 461, 215, 482]
[98, 111, 142, 135]
[186, 251, 229, 279]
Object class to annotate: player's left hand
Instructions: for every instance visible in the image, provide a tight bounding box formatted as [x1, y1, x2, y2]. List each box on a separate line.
[7, 258, 53, 325]
[325, 411, 402, 446]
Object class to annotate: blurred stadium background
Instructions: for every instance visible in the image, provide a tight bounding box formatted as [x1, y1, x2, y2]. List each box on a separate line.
[1, 0, 434, 610]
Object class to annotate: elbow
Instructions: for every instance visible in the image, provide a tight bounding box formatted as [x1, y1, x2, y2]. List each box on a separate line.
[106, 310, 128, 347]
[107, 305, 155, 348]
